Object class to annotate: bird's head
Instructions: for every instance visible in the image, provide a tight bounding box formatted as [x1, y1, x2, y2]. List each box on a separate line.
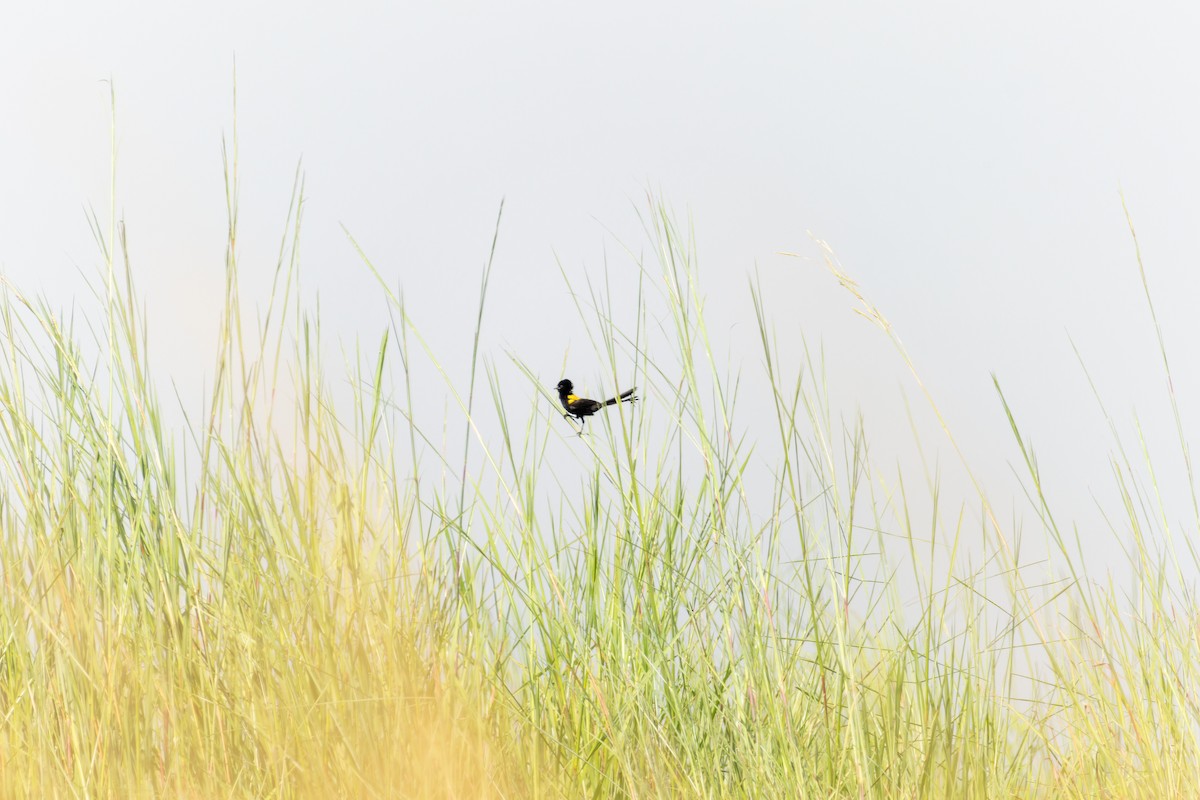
[555, 379, 573, 395]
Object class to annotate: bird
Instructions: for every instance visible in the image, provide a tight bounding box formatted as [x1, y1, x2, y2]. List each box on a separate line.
[555, 379, 637, 432]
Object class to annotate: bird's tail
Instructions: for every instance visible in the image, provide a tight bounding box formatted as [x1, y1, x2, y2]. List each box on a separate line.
[603, 388, 637, 406]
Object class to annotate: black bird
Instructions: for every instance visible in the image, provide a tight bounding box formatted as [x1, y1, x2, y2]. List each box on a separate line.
[556, 379, 637, 431]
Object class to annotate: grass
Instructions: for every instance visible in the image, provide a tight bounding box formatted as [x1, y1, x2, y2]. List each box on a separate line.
[1, 113, 1200, 798]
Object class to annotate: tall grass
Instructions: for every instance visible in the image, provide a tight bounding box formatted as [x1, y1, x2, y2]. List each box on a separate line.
[1, 118, 1199, 799]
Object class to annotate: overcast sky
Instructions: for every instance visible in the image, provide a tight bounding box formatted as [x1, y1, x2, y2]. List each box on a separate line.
[4, 2, 1200, 572]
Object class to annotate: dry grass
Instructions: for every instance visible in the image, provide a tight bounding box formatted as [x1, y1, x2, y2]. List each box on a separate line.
[0, 110, 1198, 798]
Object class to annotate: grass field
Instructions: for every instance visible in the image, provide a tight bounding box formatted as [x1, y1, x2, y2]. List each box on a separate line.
[1, 134, 1198, 799]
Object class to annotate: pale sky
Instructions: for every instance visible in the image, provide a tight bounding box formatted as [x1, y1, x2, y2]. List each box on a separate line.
[4, 2, 1200, 572]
